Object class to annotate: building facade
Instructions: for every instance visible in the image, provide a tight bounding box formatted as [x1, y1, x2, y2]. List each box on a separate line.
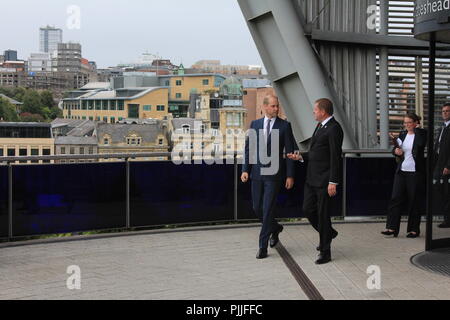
[0, 122, 55, 164]
[39, 26, 63, 54]
[61, 86, 170, 123]
[96, 121, 170, 161]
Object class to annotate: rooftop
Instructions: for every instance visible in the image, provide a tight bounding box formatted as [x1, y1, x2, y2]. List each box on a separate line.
[1, 221, 449, 300]
[0, 94, 23, 105]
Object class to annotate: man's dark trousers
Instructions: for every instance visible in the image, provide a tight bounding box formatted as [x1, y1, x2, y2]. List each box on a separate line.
[251, 179, 283, 249]
[303, 183, 335, 252]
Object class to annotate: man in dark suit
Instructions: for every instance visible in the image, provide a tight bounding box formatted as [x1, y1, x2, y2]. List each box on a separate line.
[288, 98, 343, 264]
[241, 94, 297, 259]
[434, 103, 450, 228]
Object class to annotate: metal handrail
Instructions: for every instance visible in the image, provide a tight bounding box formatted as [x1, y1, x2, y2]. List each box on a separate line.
[0, 149, 402, 163]
[0, 151, 243, 163]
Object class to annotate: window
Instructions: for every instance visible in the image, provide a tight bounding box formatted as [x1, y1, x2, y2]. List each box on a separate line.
[19, 149, 27, 163]
[226, 113, 242, 127]
[95, 100, 101, 110]
[157, 105, 165, 111]
[159, 139, 164, 145]
[31, 149, 38, 163]
[96, 116, 100, 121]
[104, 138, 110, 145]
[0, 149, 3, 157]
[118, 100, 124, 111]
[126, 136, 142, 146]
[110, 117, 115, 123]
[182, 125, 190, 134]
[43, 149, 51, 163]
[165, 80, 170, 86]
[102, 100, 108, 110]
[88, 100, 94, 110]
[203, 79, 209, 86]
[70, 147, 75, 155]
[89, 147, 94, 154]
[61, 147, 66, 154]
[175, 93, 182, 99]
[89, 117, 93, 121]
[103, 117, 108, 123]
[82, 100, 87, 110]
[143, 105, 151, 111]
[80, 147, 84, 155]
[110, 100, 116, 110]
[176, 80, 182, 86]
[7, 149, 15, 156]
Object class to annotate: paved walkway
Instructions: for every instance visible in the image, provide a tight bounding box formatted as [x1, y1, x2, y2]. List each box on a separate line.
[0, 222, 450, 300]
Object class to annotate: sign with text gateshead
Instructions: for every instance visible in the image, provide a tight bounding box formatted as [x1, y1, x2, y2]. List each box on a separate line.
[415, 0, 450, 42]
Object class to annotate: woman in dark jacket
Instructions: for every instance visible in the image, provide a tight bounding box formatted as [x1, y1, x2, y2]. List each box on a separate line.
[381, 113, 427, 238]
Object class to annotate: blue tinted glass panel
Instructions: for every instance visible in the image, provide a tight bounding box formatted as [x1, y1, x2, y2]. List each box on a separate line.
[0, 166, 8, 238]
[346, 157, 397, 216]
[130, 162, 234, 226]
[12, 163, 126, 237]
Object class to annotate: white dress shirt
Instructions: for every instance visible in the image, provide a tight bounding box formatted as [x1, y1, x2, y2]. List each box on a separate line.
[398, 134, 416, 172]
[264, 116, 276, 137]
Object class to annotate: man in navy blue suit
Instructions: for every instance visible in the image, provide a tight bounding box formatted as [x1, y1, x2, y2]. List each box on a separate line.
[241, 94, 297, 259]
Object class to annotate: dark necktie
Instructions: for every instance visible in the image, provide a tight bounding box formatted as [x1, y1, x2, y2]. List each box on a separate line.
[314, 123, 323, 136]
[266, 119, 272, 140]
[437, 124, 447, 154]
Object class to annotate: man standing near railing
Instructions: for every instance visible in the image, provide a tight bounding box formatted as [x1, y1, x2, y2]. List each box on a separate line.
[435, 103, 450, 228]
[241, 94, 297, 259]
[288, 98, 343, 265]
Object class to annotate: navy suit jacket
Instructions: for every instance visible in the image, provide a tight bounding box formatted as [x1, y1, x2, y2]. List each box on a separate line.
[242, 117, 297, 181]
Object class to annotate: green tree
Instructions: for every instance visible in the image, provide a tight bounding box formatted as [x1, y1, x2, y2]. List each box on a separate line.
[22, 91, 43, 115]
[0, 97, 19, 121]
[12, 87, 27, 102]
[40, 90, 55, 108]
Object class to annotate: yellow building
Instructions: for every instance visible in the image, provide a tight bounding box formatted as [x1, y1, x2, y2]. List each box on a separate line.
[160, 74, 226, 118]
[0, 123, 55, 164]
[62, 86, 169, 123]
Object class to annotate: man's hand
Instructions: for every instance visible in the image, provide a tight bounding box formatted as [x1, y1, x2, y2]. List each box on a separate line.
[287, 152, 303, 161]
[285, 177, 294, 190]
[444, 168, 450, 176]
[241, 172, 249, 183]
[328, 184, 337, 197]
[394, 148, 404, 157]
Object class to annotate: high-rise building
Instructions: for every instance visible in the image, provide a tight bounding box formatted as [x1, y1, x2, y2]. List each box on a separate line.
[4, 50, 18, 61]
[39, 26, 63, 53]
[54, 43, 82, 73]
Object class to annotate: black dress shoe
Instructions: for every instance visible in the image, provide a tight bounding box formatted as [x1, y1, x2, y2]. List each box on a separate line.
[270, 225, 284, 248]
[381, 230, 399, 237]
[438, 222, 450, 228]
[406, 232, 420, 238]
[316, 230, 339, 251]
[256, 248, 268, 259]
[315, 251, 331, 265]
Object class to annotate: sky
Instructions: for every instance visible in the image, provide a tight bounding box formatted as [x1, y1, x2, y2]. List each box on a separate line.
[0, 0, 264, 69]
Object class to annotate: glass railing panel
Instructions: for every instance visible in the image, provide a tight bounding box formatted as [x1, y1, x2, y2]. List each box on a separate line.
[12, 162, 127, 237]
[130, 162, 235, 227]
